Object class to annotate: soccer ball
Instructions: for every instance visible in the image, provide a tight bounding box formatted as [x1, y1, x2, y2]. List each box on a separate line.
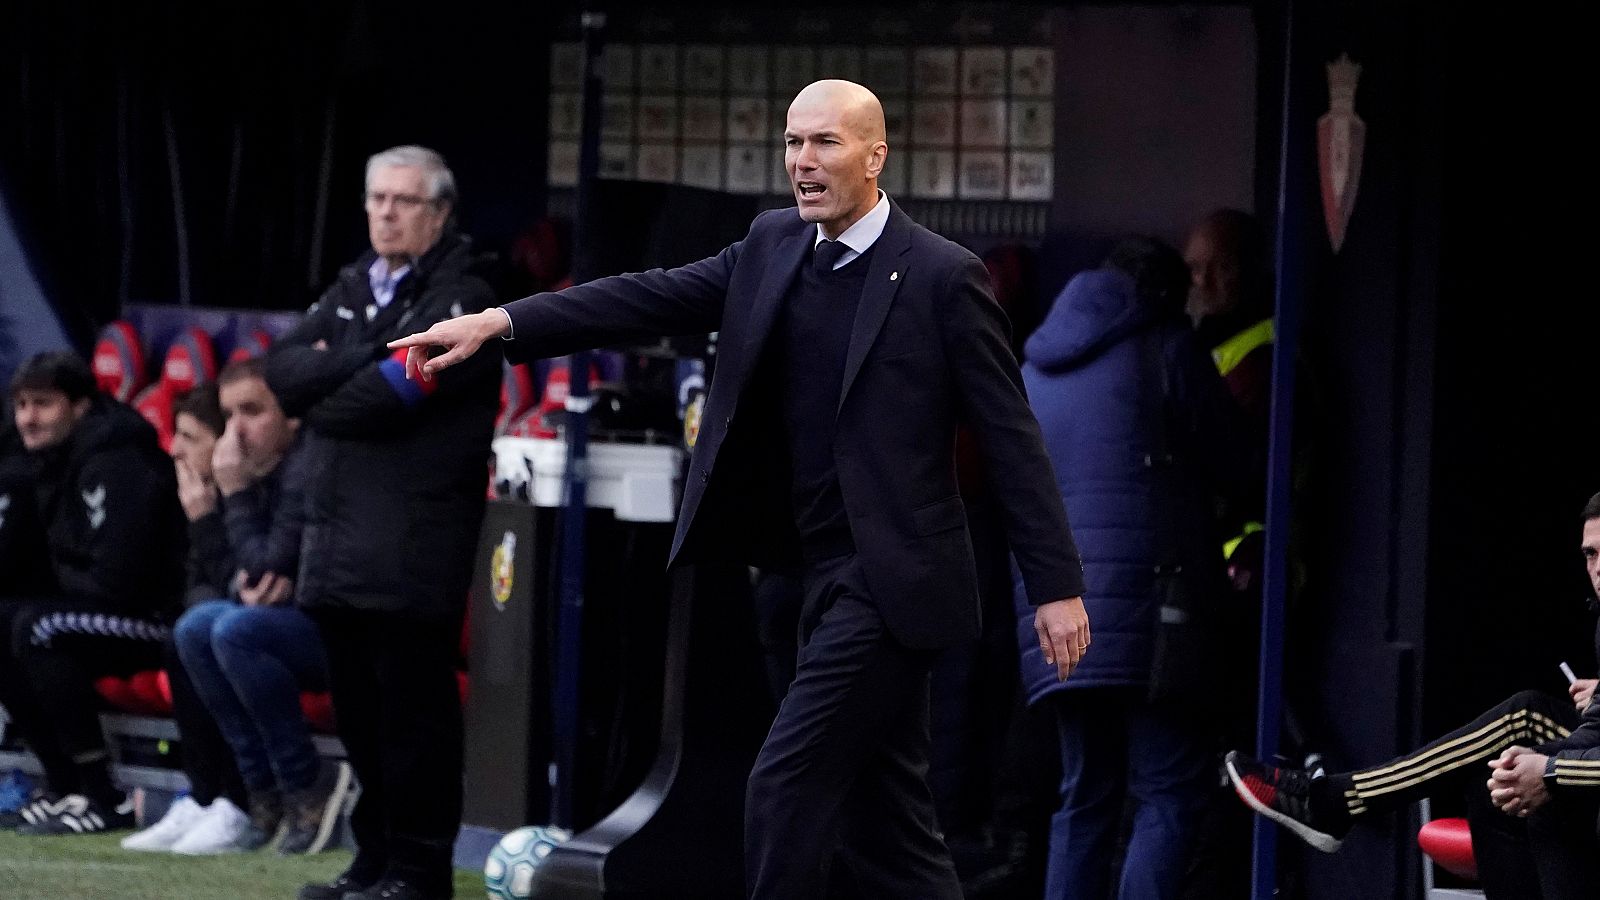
[484, 825, 572, 899]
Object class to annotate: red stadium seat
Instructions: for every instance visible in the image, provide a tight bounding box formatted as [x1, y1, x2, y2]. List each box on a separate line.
[154, 669, 174, 708]
[300, 691, 338, 734]
[94, 675, 138, 712]
[161, 326, 218, 395]
[228, 329, 273, 364]
[507, 358, 603, 438]
[497, 362, 537, 435]
[132, 383, 176, 452]
[92, 321, 150, 402]
[1418, 817, 1477, 881]
[94, 672, 173, 717]
[527, 363, 570, 439]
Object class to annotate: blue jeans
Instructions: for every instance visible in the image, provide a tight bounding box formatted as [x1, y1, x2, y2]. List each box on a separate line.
[1045, 688, 1212, 900]
[174, 601, 328, 794]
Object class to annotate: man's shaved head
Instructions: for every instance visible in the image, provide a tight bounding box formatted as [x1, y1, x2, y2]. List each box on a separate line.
[790, 80, 887, 144]
[785, 80, 889, 238]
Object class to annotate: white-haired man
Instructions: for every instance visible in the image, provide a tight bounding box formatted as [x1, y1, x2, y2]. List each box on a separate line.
[266, 146, 500, 900]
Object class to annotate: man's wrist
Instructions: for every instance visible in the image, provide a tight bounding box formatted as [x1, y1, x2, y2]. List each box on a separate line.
[492, 307, 514, 340]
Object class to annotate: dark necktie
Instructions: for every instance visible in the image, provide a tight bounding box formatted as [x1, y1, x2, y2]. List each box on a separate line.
[814, 239, 850, 273]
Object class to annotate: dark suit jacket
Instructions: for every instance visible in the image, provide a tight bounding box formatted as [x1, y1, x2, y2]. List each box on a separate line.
[504, 202, 1083, 649]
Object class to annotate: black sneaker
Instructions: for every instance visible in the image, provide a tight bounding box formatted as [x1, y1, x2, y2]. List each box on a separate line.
[343, 877, 446, 900]
[242, 789, 284, 851]
[298, 871, 376, 900]
[14, 793, 135, 835]
[0, 791, 59, 830]
[278, 761, 353, 855]
[1224, 750, 1344, 852]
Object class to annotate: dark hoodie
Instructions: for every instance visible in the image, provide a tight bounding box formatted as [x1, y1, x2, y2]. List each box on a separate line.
[1, 420, 51, 596]
[33, 397, 186, 617]
[1011, 269, 1253, 700]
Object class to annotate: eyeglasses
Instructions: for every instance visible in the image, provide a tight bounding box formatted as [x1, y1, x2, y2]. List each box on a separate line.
[363, 191, 434, 211]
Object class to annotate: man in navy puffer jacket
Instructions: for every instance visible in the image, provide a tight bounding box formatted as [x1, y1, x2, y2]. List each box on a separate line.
[1013, 238, 1255, 899]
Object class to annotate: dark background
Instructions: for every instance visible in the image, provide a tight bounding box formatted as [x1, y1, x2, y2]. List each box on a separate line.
[4, 2, 1596, 897]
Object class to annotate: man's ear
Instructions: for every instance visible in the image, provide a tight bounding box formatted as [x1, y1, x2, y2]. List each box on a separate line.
[70, 396, 92, 422]
[867, 142, 888, 179]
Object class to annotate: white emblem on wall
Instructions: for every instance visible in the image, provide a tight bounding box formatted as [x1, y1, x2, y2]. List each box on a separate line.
[1317, 54, 1365, 253]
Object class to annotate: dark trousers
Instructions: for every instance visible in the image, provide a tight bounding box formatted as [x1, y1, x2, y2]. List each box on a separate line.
[164, 637, 247, 808]
[0, 597, 166, 801]
[1523, 791, 1600, 900]
[1340, 690, 1581, 819]
[314, 607, 463, 894]
[174, 600, 328, 794]
[1045, 689, 1213, 900]
[744, 554, 961, 900]
[1335, 690, 1591, 900]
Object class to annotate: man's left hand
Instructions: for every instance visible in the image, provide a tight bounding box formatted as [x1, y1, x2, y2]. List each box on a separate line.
[1487, 747, 1550, 817]
[1035, 597, 1090, 682]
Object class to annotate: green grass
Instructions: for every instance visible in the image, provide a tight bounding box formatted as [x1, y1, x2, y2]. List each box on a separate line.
[0, 830, 486, 899]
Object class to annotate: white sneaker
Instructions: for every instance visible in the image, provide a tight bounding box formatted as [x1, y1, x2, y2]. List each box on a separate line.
[120, 795, 207, 851]
[169, 797, 252, 855]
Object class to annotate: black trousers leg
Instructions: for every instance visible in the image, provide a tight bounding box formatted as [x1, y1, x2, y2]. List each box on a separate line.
[0, 599, 78, 793]
[1338, 691, 1581, 821]
[1465, 777, 1541, 900]
[744, 555, 960, 900]
[834, 662, 961, 898]
[1526, 792, 1600, 900]
[164, 638, 247, 808]
[317, 607, 463, 894]
[368, 612, 463, 891]
[1, 597, 166, 800]
[316, 610, 391, 883]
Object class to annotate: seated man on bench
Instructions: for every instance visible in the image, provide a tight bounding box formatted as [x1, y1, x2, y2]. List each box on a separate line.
[0, 351, 185, 835]
[1227, 490, 1600, 900]
[168, 357, 345, 855]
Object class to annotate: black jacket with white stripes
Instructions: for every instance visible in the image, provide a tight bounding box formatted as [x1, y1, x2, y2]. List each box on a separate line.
[33, 397, 186, 618]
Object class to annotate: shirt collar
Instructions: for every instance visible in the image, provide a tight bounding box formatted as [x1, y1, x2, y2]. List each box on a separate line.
[368, 256, 411, 287]
[815, 190, 890, 255]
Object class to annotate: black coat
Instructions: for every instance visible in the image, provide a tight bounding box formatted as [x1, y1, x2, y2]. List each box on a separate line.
[505, 203, 1084, 650]
[0, 421, 52, 597]
[185, 509, 235, 604]
[267, 232, 499, 620]
[32, 398, 186, 616]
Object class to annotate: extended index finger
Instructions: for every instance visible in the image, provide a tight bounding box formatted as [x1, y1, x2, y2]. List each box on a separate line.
[387, 330, 439, 350]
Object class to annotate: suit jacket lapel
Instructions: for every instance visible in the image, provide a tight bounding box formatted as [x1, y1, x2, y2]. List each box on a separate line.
[838, 204, 913, 414]
[732, 228, 810, 390]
